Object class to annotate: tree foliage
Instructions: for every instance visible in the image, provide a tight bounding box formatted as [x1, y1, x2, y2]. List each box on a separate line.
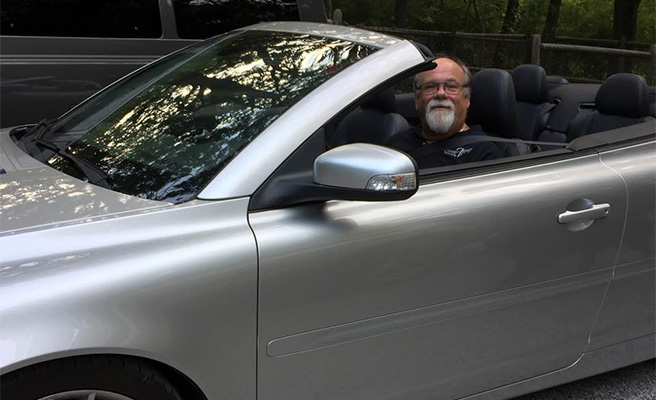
[330, 0, 655, 43]
[329, 0, 654, 81]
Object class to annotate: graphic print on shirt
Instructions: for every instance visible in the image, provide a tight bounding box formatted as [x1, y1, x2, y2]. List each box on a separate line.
[444, 147, 473, 158]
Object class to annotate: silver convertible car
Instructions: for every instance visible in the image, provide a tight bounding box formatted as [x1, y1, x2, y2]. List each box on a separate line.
[1, 22, 654, 400]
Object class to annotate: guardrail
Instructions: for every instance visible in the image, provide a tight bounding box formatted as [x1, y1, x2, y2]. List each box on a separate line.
[529, 34, 654, 83]
[366, 26, 656, 84]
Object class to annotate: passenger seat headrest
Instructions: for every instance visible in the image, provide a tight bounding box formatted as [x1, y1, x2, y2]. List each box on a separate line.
[596, 73, 649, 118]
[468, 68, 520, 138]
[360, 87, 397, 114]
[512, 64, 548, 104]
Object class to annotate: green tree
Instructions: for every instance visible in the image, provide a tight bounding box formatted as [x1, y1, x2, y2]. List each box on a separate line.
[636, 0, 656, 43]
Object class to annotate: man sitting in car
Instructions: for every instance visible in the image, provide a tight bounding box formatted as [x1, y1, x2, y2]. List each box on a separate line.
[386, 55, 504, 168]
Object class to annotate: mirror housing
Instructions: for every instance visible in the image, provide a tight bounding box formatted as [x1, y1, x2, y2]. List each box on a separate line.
[313, 143, 418, 201]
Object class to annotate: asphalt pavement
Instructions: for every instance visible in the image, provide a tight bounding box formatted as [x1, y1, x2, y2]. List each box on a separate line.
[513, 359, 655, 400]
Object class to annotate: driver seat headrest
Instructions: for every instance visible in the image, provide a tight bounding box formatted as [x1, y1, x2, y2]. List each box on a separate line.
[360, 87, 397, 114]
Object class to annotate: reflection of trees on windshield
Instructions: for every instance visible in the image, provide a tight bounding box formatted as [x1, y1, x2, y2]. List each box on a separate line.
[52, 31, 376, 203]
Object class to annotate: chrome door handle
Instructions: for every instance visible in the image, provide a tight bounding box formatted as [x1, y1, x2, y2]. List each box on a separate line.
[558, 203, 611, 224]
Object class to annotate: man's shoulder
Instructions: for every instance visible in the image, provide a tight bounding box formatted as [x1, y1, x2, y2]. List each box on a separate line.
[458, 124, 490, 138]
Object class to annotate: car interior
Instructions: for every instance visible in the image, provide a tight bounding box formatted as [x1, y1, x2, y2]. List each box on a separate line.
[327, 63, 656, 170]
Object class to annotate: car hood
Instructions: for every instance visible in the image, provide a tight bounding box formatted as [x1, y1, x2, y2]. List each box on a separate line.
[0, 127, 168, 235]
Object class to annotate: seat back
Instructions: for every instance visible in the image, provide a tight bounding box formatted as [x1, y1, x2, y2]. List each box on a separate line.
[332, 88, 410, 146]
[395, 92, 420, 125]
[567, 73, 652, 140]
[467, 68, 520, 139]
[512, 64, 554, 140]
[537, 83, 600, 142]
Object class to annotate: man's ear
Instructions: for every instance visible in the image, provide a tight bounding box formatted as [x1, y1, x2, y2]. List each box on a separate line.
[466, 97, 470, 109]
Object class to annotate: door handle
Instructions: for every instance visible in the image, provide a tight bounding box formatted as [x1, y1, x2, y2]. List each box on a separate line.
[558, 203, 611, 224]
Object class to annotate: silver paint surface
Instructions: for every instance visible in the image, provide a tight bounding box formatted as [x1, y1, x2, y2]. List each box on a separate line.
[245, 21, 401, 48]
[251, 153, 628, 400]
[464, 334, 655, 400]
[313, 143, 415, 189]
[588, 141, 656, 350]
[1, 198, 258, 400]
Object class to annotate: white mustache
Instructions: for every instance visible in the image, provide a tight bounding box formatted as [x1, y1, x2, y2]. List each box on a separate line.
[427, 99, 454, 111]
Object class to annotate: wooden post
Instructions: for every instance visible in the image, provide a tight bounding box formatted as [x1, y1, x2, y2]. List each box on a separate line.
[531, 34, 541, 65]
[524, 34, 532, 64]
[332, 8, 343, 25]
[647, 44, 656, 85]
[449, 32, 456, 55]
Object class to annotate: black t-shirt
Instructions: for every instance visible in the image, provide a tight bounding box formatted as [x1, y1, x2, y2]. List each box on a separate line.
[385, 125, 505, 169]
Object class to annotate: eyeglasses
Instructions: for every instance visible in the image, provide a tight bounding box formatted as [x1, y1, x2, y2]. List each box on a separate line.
[417, 80, 469, 96]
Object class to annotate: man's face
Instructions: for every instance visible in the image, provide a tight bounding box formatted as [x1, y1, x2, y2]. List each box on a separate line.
[415, 58, 470, 141]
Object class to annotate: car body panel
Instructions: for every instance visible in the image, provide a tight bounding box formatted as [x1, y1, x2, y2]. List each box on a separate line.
[600, 140, 656, 264]
[588, 140, 656, 349]
[0, 197, 258, 400]
[248, 21, 402, 47]
[466, 334, 655, 400]
[251, 152, 627, 400]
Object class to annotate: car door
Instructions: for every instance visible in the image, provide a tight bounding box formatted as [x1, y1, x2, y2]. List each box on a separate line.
[250, 149, 627, 400]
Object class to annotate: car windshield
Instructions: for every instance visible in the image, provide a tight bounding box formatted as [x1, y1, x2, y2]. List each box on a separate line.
[39, 30, 378, 203]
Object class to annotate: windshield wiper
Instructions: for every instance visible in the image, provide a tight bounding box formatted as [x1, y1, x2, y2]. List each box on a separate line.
[29, 118, 57, 141]
[12, 118, 56, 155]
[26, 131, 113, 189]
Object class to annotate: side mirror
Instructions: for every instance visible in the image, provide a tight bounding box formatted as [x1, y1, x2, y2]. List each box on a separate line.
[313, 143, 418, 201]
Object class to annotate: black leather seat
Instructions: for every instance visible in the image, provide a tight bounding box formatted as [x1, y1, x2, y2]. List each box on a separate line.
[467, 69, 523, 155]
[567, 73, 653, 140]
[537, 83, 600, 143]
[511, 64, 555, 141]
[468, 68, 521, 139]
[332, 88, 410, 147]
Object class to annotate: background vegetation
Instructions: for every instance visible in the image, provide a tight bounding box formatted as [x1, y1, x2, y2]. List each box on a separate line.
[324, 0, 655, 82]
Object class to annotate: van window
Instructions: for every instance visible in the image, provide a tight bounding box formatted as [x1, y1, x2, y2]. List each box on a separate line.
[0, 0, 162, 38]
[172, 0, 300, 39]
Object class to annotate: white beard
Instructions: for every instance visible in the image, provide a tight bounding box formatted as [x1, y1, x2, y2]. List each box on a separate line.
[425, 99, 455, 134]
